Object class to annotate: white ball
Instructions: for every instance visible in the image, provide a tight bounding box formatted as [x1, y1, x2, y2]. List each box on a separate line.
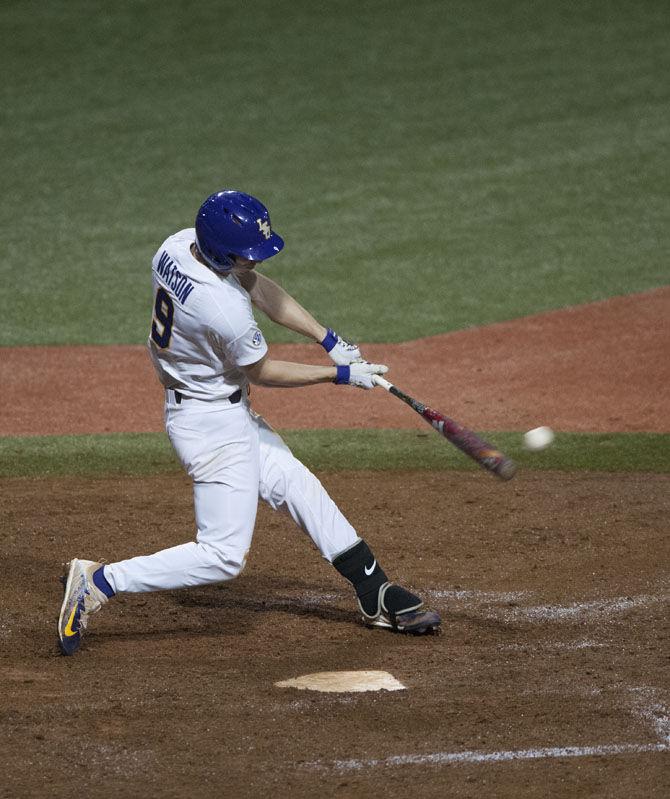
[523, 426, 555, 451]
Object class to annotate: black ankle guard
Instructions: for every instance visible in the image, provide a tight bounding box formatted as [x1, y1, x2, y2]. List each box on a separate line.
[360, 583, 424, 623]
[382, 584, 423, 616]
[332, 539, 388, 616]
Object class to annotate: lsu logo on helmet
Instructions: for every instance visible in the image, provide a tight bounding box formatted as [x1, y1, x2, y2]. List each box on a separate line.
[256, 218, 272, 240]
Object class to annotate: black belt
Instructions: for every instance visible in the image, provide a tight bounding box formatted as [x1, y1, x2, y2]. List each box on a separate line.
[173, 389, 242, 405]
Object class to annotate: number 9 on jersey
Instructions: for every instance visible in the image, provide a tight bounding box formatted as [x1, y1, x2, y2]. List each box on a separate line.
[151, 287, 174, 349]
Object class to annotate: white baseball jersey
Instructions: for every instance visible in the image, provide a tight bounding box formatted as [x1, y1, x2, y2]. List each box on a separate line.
[147, 228, 267, 400]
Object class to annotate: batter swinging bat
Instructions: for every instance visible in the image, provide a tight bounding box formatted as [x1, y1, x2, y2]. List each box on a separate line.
[372, 375, 516, 481]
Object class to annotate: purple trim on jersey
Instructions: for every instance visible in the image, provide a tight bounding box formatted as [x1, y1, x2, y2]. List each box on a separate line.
[321, 328, 338, 353]
[335, 365, 350, 384]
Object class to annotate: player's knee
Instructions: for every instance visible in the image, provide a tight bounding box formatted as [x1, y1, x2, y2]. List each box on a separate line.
[260, 459, 298, 509]
[260, 435, 319, 508]
[224, 554, 246, 580]
[197, 542, 247, 581]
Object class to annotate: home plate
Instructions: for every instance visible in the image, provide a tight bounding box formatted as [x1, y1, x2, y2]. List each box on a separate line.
[275, 670, 406, 693]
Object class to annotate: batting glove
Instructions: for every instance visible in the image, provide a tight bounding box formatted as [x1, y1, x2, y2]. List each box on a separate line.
[321, 328, 363, 365]
[334, 362, 388, 390]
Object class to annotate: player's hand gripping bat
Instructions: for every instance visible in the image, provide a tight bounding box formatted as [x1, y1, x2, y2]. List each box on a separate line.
[372, 375, 516, 480]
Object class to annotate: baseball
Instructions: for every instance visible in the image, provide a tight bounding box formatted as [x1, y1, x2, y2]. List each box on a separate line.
[523, 426, 555, 451]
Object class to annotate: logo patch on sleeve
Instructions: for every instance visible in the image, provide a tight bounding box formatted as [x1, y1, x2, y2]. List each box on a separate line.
[251, 329, 263, 347]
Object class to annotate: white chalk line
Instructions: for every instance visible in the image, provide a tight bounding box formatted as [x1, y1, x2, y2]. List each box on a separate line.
[303, 687, 670, 773]
[629, 687, 670, 744]
[501, 594, 669, 622]
[311, 742, 668, 772]
[498, 638, 605, 653]
[424, 588, 669, 624]
[426, 589, 528, 603]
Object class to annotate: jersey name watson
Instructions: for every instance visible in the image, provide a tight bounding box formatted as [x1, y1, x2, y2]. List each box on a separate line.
[155, 251, 194, 305]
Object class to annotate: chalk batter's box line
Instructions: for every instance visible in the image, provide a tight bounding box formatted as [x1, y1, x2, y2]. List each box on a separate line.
[317, 742, 669, 772]
[304, 685, 670, 773]
[424, 589, 670, 622]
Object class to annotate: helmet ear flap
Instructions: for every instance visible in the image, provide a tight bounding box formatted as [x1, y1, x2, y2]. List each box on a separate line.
[216, 252, 235, 270]
[194, 233, 234, 273]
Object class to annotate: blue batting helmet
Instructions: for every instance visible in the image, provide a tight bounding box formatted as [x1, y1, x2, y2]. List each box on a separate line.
[195, 190, 284, 272]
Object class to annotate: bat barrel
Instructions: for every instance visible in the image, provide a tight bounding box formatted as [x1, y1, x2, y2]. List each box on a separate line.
[373, 375, 516, 481]
[422, 405, 517, 481]
[492, 457, 517, 480]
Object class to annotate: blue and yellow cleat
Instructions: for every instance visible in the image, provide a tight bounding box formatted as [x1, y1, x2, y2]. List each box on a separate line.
[57, 559, 108, 656]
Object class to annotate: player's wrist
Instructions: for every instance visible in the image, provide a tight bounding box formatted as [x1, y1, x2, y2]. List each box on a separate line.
[321, 328, 338, 352]
[321, 328, 363, 365]
[313, 323, 328, 344]
[334, 365, 350, 384]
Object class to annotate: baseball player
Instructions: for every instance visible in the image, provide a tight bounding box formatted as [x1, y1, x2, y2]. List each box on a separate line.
[57, 190, 441, 655]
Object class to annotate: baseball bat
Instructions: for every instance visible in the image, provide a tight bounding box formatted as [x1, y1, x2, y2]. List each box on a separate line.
[372, 375, 516, 480]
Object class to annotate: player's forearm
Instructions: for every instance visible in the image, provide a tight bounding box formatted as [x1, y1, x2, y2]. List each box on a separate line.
[243, 358, 336, 388]
[251, 274, 326, 342]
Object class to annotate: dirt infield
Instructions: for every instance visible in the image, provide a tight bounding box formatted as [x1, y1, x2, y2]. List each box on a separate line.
[2, 288, 668, 796]
[1, 470, 668, 798]
[3, 287, 669, 436]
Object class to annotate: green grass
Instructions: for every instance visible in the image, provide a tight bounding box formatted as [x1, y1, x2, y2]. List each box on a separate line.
[1, 1, 668, 345]
[1, 431, 668, 478]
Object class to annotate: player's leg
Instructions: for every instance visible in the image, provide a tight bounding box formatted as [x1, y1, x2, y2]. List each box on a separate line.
[105, 405, 260, 591]
[58, 404, 260, 654]
[255, 415, 440, 634]
[256, 415, 357, 560]
[103, 480, 258, 592]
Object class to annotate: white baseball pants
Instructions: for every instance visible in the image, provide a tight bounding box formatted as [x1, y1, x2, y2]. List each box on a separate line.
[105, 397, 359, 593]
